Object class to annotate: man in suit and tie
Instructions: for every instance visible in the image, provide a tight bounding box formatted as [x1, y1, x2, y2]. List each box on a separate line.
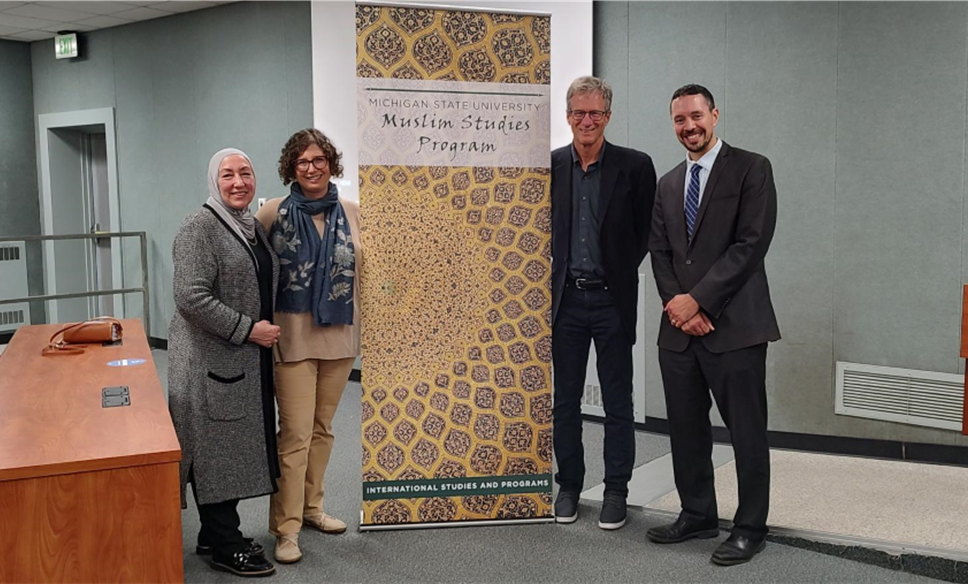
[551, 76, 656, 530]
[646, 84, 780, 565]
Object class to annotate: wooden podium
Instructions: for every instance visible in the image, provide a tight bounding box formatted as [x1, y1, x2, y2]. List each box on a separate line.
[0, 319, 183, 583]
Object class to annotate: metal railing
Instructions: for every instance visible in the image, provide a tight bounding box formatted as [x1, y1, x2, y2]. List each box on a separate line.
[0, 231, 150, 336]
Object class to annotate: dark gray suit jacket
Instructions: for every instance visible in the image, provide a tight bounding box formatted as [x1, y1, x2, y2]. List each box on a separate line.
[649, 141, 780, 353]
[551, 141, 657, 343]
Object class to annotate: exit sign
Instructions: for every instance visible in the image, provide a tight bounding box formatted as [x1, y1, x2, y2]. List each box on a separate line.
[54, 33, 77, 60]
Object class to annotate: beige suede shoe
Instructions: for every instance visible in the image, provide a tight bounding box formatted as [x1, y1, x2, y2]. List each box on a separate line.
[274, 533, 302, 564]
[303, 513, 347, 534]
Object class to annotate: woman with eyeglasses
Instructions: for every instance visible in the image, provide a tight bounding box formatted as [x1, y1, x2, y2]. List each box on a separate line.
[255, 129, 360, 565]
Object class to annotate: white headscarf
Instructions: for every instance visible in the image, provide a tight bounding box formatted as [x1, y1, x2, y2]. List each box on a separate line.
[205, 148, 257, 244]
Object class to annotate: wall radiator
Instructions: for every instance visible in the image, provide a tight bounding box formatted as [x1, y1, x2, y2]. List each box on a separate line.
[580, 275, 647, 423]
[0, 242, 30, 333]
[835, 361, 964, 431]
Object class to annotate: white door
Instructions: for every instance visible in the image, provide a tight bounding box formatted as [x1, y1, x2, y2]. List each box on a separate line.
[46, 128, 92, 323]
[38, 108, 124, 325]
[87, 132, 114, 316]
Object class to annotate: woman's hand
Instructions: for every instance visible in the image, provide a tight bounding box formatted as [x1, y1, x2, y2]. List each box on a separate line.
[249, 320, 281, 348]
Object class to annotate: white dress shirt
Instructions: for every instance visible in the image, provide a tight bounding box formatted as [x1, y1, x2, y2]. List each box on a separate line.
[683, 137, 723, 207]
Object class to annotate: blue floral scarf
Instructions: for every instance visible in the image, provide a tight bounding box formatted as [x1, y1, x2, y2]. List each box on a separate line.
[270, 182, 355, 326]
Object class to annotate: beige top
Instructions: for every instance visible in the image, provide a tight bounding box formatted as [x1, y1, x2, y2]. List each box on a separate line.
[255, 195, 361, 363]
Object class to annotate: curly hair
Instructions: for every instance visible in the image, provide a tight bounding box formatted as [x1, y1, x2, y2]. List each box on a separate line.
[277, 128, 344, 185]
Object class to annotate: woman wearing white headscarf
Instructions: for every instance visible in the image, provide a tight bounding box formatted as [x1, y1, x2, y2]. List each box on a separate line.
[168, 148, 281, 578]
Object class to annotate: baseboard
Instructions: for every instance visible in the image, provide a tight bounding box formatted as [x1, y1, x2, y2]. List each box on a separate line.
[580, 414, 968, 467]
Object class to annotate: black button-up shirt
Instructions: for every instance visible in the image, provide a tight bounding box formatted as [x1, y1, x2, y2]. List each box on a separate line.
[568, 143, 605, 279]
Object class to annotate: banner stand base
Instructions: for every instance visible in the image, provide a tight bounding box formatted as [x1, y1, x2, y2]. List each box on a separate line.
[359, 514, 554, 532]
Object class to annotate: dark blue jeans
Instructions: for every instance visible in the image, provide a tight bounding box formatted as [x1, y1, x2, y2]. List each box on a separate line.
[552, 284, 635, 497]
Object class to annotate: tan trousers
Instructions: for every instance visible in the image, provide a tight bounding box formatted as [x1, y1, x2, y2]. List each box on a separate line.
[269, 357, 355, 536]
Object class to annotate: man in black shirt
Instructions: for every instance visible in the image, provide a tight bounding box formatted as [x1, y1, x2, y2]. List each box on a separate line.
[550, 76, 657, 530]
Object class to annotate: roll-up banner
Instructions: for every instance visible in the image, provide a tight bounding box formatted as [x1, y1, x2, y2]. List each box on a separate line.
[356, 3, 553, 529]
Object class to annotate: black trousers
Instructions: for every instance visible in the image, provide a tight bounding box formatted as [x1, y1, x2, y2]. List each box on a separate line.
[658, 340, 770, 539]
[190, 469, 245, 557]
[552, 284, 635, 496]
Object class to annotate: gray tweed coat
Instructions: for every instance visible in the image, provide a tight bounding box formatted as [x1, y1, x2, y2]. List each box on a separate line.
[168, 204, 279, 507]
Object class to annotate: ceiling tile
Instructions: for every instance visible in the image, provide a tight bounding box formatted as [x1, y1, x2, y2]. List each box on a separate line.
[36, 2, 134, 15]
[5, 4, 95, 22]
[0, 13, 56, 29]
[111, 6, 169, 21]
[40, 22, 94, 32]
[74, 14, 132, 28]
[0, 2, 26, 9]
[10, 27, 54, 40]
[0, 23, 23, 35]
[150, 1, 215, 14]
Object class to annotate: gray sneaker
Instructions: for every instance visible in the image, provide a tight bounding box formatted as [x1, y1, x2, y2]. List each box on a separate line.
[554, 491, 579, 523]
[598, 494, 627, 530]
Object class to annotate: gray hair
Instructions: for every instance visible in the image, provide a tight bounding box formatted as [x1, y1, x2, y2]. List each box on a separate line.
[566, 76, 613, 112]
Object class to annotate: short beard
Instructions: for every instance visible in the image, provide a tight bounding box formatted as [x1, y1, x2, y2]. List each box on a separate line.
[681, 132, 709, 153]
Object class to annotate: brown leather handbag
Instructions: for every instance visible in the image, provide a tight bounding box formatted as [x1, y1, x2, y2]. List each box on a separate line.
[42, 317, 124, 356]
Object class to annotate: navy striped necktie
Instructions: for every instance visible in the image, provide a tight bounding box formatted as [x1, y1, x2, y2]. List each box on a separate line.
[685, 163, 702, 238]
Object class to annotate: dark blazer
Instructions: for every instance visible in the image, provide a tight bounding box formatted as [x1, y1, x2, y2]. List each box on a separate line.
[649, 141, 780, 354]
[551, 141, 657, 343]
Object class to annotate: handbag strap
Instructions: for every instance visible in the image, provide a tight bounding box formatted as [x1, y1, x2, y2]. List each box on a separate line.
[41, 317, 123, 357]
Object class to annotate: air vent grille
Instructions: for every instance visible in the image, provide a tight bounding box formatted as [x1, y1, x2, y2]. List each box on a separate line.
[582, 383, 603, 409]
[836, 362, 964, 431]
[0, 310, 25, 326]
[0, 246, 20, 262]
[0, 242, 29, 332]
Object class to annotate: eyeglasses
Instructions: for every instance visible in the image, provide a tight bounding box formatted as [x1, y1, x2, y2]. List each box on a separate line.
[294, 156, 329, 172]
[568, 109, 609, 122]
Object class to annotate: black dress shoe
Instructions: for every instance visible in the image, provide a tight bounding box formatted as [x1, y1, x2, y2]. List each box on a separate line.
[211, 551, 276, 578]
[711, 533, 765, 566]
[197, 537, 264, 557]
[646, 518, 720, 544]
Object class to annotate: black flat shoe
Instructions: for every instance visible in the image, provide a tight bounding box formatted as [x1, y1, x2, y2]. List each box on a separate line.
[211, 551, 276, 577]
[646, 518, 720, 544]
[197, 537, 264, 557]
[711, 533, 765, 566]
